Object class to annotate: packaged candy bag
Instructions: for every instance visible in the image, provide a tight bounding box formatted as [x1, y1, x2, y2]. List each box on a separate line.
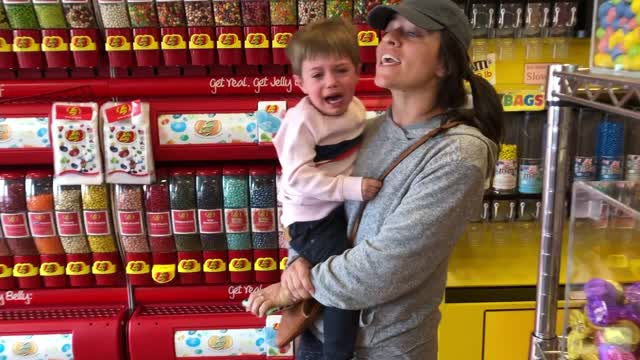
[101, 100, 155, 184]
[51, 102, 103, 185]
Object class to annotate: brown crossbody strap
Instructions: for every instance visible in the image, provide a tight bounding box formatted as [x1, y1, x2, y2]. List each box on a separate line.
[349, 120, 464, 244]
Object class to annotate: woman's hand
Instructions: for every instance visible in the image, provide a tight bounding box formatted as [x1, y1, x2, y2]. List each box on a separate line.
[281, 257, 315, 301]
[245, 283, 295, 317]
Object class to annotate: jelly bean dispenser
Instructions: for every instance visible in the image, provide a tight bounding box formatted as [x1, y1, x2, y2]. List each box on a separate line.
[35, 0, 72, 71]
[0, 171, 41, 289]
[129, 0, 161, 68]
[213, 0, 243, 65]
[62, 0, 100, 70]
[223, 165, 253, 284]
[26, 170, 67, 288]
[145, 169, 178, 285]
[196, 167, 228, 284]
[170, 168, 203, 284]
[5, 0, 44, 70]
[185, 0, 216, 66]
[98, 0, 133, 69]
[0, 5, 16, 72]
[269, 0, 296, 65]
[157, 0, 189, 68]
[591, 0, 640, 76]
[241, 0, 270, 65]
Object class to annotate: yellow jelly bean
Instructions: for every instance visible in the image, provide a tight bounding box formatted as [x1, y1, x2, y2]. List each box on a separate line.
[633, 0, 640, 14]
[609, 29, 625, 50]
[595, 53, 614, 68]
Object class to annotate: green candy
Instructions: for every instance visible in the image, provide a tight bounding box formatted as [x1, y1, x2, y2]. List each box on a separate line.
[596, 27, 606, 39]
[34, 2, 67, 28]
[629, 44, 640, 57]
[5, 3, 39, 29]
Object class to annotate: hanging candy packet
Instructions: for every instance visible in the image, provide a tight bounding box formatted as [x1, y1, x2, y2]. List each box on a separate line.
[101, 100, 155, 184]
[51, 102, 103, 185]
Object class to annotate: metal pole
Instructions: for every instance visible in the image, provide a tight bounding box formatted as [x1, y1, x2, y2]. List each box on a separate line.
[529, 64, 577, 360]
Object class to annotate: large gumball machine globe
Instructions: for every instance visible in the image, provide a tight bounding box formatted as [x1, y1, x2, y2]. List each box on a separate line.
[592, 0, 640, 75]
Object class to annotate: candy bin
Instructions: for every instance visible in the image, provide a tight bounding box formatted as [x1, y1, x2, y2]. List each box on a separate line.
[82, 184, 120, 286]
[34, 0, 72, 70]
[0, 3, 15, 71]
[212, 0, 242, 64]
[115, 184, 152, 286]
[249, 165, 278, 283]
[276, 165, 287, 276]
[354, 0, 380, 67]
[26, 170, 66, 288]
[495, 0, 523, 61]
[185, 0, 215, 65]
[170, 169, 202, 284]
[129, 0, 161, 67]
[269, 0, 295, 65]
[0, 171, 40, 289]
[62, 0, 99, 69]
[297, 0, 324, 25]
[626, 117, 640, 181]
[98, 0, 133, 68]
[223, 165, 252, 284]
[596, 114, 625, 181]
[6, 0, 44, 69]
[145, 169, 176, 285]
[592, 0, 640, 75]
[470, 0, 497, 39]
[326, 0, 352, 20]
[240, 0, 270, 65]
[0, 224, 15, 289]
[548, 1, 577, 61]
[196, 167, 228, 284]
[157, 0, 188, 66]
[54, 182, 93, 287]
[522, 0, 550, 61]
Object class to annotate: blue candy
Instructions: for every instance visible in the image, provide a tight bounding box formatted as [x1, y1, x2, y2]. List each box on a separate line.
[625, 4, 636, 18]
[600, 2, 615, 18]
[617, 2, 629, 17]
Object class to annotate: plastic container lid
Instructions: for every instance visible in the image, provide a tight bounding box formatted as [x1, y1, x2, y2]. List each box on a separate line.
[0, 170, 25, 180]
[26, 169, 53, 179]
[249, 165, 274, 176]
[170, 168, 195, 177]
[196, 167, 222, 176]
[222, 165, 248, 176]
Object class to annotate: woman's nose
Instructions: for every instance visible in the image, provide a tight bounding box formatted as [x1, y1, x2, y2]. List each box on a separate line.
[382, 30, 400, 47]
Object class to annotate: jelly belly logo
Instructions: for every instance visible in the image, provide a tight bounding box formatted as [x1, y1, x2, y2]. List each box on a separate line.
[12, 342, 38, 356]
[134, 34, 158, 50]
[126, 261, 150, 275]
[194, 119, 222, 137]
[245, 33, 268, 48]
[229, 258, 251, 272]
[66, 261, 90, 275]
[208, 336, 233, 351]
[93, 260, 117, 275]
[152, 264, 175, 283]
[280, 257, 288, 270]
[116, 130, 136, 144]
[204, 258, 226, 273]
[358, 31, 379, 46]
[106, 101, 141, 123]
[40, 262, 64, 276]
[217, 33, 240, 49]
[254, 257, 276, 272]
[42, 36, 67, 51]
[106, 35, 130, 51]
[178, 259, 201, 273]
[71, 35, 96, 51]
[13, 263, 37, 277]
[225, 209, 248, 233]
[272, 32, 292, 48]
[64, 129, 85, 142]
[251, 208, 275, 232]
[13, 36, 38, 52]
[162, 34, 186, 50]
[265, 104, 279, 114]
[0, 124, 11, 142]
[189, 33, 213, 49]
[57, 105, 93, 120]
[0, 264, 11, 278]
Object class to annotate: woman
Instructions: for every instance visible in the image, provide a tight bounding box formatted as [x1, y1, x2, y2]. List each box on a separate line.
[247, 0, 502, 358]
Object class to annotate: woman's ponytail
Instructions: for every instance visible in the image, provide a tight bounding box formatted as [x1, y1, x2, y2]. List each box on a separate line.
[466, 72, 503, 144]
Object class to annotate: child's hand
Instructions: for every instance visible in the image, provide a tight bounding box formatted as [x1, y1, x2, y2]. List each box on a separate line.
[245, 283, 295, 318]
[361, 178, 382, 200]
